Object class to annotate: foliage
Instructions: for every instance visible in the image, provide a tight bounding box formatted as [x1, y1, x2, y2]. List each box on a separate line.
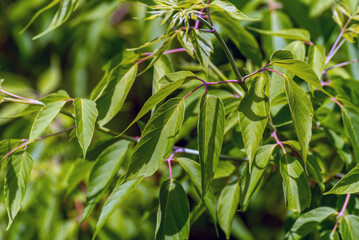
[1, 0, 359, 239]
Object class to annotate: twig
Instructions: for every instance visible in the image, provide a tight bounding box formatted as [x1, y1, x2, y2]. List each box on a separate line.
[322, 59, 359, 74]
[331, 194, 351, 237]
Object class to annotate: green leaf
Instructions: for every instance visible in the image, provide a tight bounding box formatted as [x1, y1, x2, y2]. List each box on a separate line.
[308, 45, 326, 78]
[4, 151, 35, 229]
[26, 0, 80, 39]
[176, 157, 217, 231]
[240, 144, 277, 211]
[177, 31, 195, 58]
[90, 52, 139, 101]
[190, 29, 213, 74]
[155, 179, 190, 240]
[270, 50, 294, 62]
[218, 181, 240, 239]
[119, 78, 187, 136]
[73, 98, 98, 158]
[210, 0, 257, 21]
[325, 163, 359, 194]
[249, 28, 311, 42]
[279, 154, 311, 213]
[239, 75, 270, 168]
[341, 104, 359, 163]
[340, 215, 359, 240]
[153, 55, 173, 94]
[96, 64, 138, 126]
[93, 177, 143, 238]
[126, 98, 185, 179]
[28, 101, 66, 143]
[284, 77, 313, 163]
[212, 12, 262, 65]
[214, 161, 236, 179]
[198, 93, 225, 196]
[286, 207, 337, 240]
[271, 51, 322, 89]
[81, 140, 131, 222]
[158, 71, 197, 84]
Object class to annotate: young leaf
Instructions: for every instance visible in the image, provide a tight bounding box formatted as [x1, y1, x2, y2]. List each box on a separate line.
[28, 101, 66, 143]
[126, 98, 185, 179]
[239, 75, 270, 168]
[286, 207, 337, 239]
[218, 181, 240, 239]
[340, 215, 359, 240]
[270, 50, 294, 62]
[249, 28, 311, 42]
[190, 29, 213, 74]
[284, 77, 313, 163]
[341, 104, 359, 163]
[176, 157, 217, 231]
[279, 154, 311, 213]
[93, 177, 143, 238]
[73, 98, 98, 158]
[30, 0, 80, 39]
[4, 151, 35, 229]
[119, 77, 187, 136]
[210, 0, 256, 21]
[81, 140, 131, 222]
[240, 144, 277, 211]
[271, 59, 322, 89]
[308, 45, 326, 78]
[198, 93, 225, 196]
[325, 163, 359, 194]
[155, 179, 190, 240]
[96, 64, 138, 126]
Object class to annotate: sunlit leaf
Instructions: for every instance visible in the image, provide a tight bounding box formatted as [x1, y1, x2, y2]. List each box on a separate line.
[4, 151, 34, 229]
[126, 98, 185, 179]
[74, 98, 98, 158]
[239, 75, 270, 168]
[198, 93, 225, 196]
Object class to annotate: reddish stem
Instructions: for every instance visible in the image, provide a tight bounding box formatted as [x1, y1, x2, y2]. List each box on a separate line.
[331, 194, 351, 236]
[137, 48, 187, 65]
[271, 130, 286, 154]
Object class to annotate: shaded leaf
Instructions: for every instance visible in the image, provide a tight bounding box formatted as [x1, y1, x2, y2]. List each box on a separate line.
[155, 179, 190, 240]
[240, 144, 277, 211]
[73, 98, 98, 158]
[126, 98, 185, 179]
[93, 177, 143, 238]
[198, 93, 225, 196]
[4, 151, 34, 229]
[218, 181, 240, 239]
[341, 104, 359, 163]
[286, 207, 337, 240]
[239, 75, 270, 168]
[279, 154, 311, 213]
[177, 157, 217, 231]
[81, 140, 131, 221]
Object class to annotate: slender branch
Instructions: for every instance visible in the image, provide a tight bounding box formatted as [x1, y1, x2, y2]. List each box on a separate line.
[3, 126, 76, 159]
[325, 39, 346, 67]
[137, 47, 188, 65]
[173, 146, 247, 161]
[325, 17, 351, 66]
[0, 88, 44, 105]
[271, 130, 286, 154]
[323, 59, 359, 74]
[197, 16, 247, 92]
[331, 194, 351, 237]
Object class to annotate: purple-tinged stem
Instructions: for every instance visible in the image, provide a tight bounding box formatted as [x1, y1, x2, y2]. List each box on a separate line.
[206, 80, 238, 85]
[0, 89, 44, 105]
[271, 130, 286, 154]
[2, 126, 76, 159]
[303, 41, 313, 46]
[263, 68, 286, 78]
[137, 48, 187, 65]
[182, 83, 206, 99]
[206, 0, 214, 27]
[165, 148, 183, 181]
[325, 39, 346, 66]
[195, 9, 205, 29]
[331, 97, 343, 108]
[331, 194, 351, 236]
[326, 17, 351, 66]
[323, 59, 359, 74]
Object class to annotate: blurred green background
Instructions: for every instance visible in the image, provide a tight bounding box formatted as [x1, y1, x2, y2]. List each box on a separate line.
[1, 0, 359, 239]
